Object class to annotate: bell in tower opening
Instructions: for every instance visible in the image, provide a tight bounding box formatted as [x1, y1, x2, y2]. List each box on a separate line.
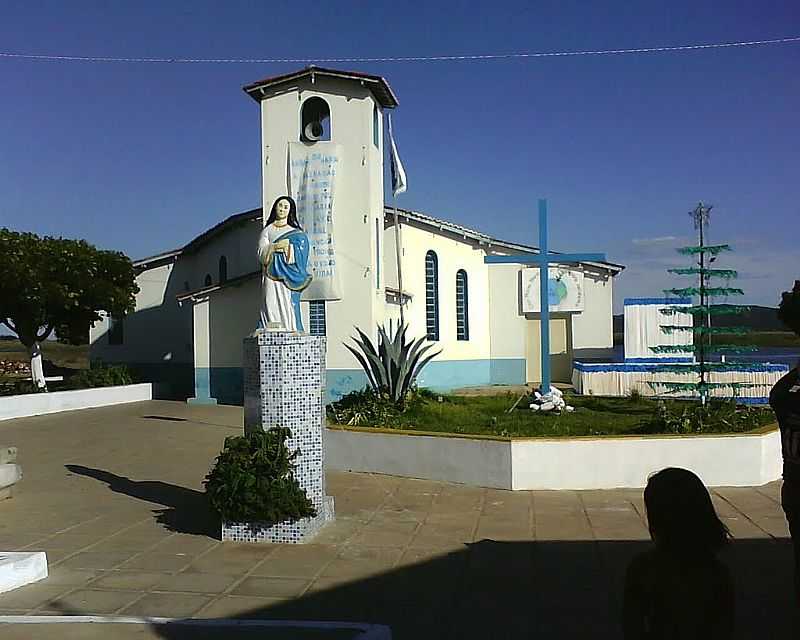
[300, 97, 331, 142]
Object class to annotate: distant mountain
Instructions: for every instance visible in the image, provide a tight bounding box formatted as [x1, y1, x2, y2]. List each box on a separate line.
[613, 305, 787, 334]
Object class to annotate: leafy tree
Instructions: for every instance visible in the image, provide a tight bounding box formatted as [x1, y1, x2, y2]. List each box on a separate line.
[0, 228, 138, 387]
[778, 280, 800, 337]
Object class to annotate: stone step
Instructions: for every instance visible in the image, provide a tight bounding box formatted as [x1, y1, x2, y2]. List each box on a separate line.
[0, 552, 48, 594]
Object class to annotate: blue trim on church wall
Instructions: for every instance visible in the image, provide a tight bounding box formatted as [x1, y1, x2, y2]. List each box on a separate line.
[416, 359, 490, 390]
[189, 367, 217, 405]
[417, 358, 526, 390]
[326, 369, 370, 403]
[490, 359, 527, 385]
[188, 358, 527, 406]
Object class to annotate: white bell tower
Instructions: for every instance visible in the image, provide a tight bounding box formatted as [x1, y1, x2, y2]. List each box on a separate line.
[243, 66, 399, 376]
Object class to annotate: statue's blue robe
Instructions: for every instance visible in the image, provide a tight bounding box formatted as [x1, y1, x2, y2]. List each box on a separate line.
[267, 228, 312, 331]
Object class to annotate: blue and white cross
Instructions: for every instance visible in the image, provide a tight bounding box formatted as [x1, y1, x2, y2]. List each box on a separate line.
[484, 199, 607, 394]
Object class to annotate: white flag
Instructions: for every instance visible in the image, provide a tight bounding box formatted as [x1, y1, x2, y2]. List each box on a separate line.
[387, 114, 407, 196]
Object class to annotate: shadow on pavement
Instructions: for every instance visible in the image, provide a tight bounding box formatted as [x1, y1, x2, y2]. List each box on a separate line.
[55, 468, 799, 638]
[65, 465, 218, 538]
[144, 538, 798, 640]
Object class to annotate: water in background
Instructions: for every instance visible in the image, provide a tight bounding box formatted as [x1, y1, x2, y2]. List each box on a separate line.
[574, 345, 800, 369]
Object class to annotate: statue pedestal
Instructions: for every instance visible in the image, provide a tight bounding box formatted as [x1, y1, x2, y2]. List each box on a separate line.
[222, 331, 334, 544]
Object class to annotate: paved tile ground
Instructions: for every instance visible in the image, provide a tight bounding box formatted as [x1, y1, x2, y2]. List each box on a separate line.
[0, 400, 797, 639]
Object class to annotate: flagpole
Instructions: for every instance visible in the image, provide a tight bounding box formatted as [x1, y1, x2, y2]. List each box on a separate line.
[393, 197, 404, 325]
[387, 114, 405, 325]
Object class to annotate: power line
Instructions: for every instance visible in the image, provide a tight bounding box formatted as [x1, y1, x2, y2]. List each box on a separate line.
[1, 35, 799, 65]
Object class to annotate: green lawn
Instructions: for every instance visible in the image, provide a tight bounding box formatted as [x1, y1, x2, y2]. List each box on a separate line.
[327, 392, 777, 438]
[0, 338, 89, 370]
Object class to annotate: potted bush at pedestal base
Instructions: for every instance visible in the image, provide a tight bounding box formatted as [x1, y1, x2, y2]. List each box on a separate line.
[205, 428, 333, 544]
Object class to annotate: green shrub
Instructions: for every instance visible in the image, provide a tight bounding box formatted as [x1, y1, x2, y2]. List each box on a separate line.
[345, 321, 440, 406]
[642, 399, 773, 435]
[327, 386, 433, 427]
[204, 428, 316, 524]
[64, 364, 134, 389]
[327, 387, 401, 426]
[628, 387, 644, 402]
[0, 379, 47, 397]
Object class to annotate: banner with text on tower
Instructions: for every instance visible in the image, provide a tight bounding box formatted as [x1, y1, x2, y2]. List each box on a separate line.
[288, 142, 343, 301]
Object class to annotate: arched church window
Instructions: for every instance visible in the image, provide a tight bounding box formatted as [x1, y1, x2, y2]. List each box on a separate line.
[219, 256, 228, 284]
[300, 97, 331, 142]
[204, 274, 212, 287]
[425, 251, 439, 341]
[456, 269, 469, 341]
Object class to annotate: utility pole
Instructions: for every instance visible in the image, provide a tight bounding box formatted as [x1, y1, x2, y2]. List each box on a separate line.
[690, 202, 713, 405]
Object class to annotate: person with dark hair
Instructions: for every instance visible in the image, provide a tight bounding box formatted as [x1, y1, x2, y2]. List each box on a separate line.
[770, 358, 800, 606]
[257, 195, 312, 332]
[623, 467, 734, 639]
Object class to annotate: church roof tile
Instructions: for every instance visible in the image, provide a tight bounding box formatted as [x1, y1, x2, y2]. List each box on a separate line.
[243, 66, 398, 108]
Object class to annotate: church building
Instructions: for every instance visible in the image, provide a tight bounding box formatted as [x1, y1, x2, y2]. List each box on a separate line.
[89, 67, 624, 404]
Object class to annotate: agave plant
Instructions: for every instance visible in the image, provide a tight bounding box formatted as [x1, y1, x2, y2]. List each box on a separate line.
[345, 321, 441, 405]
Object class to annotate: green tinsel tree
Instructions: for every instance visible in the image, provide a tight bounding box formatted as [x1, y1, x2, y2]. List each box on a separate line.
[648, 202, 759, 404]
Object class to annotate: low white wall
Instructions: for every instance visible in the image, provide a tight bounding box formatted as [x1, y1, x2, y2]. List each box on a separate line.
[325, 426, 780, 490]
[325, 428, 512, 489]
[0, 384, 152, 421]
[511, 430, 780, 490]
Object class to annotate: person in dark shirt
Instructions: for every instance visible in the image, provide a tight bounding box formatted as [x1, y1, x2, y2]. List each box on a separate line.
[623, 467, 734, 639]
[770, 362, 800, 606]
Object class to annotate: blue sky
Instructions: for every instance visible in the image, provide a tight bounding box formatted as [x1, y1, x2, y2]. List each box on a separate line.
[1, 1, 798, 313]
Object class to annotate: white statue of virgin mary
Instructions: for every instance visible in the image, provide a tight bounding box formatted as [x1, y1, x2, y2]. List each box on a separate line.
[257, 196, 312, 332]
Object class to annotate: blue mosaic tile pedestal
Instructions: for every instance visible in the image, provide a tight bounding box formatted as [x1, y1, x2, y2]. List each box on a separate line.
[222, 331, 335, 544]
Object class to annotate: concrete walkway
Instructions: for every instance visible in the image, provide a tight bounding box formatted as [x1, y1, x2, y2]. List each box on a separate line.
[0, 400, 796, 638]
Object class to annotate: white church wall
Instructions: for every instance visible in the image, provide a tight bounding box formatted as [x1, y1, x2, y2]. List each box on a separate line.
[91, 261, 192, 365]
[182, 219, 261, 290]
[90, 259, 194, 398]
[391, 221, 491, 352]
[487, 264, 529, 384]
[207, 281, 260, 369]
[259, 76, 385, 397]
[188, 297, 212, 403]
[368, 104, 385, 323]
[203, 278, 261, 404]
[381, 221, 501, 389]
[570, 268, 614, 349]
